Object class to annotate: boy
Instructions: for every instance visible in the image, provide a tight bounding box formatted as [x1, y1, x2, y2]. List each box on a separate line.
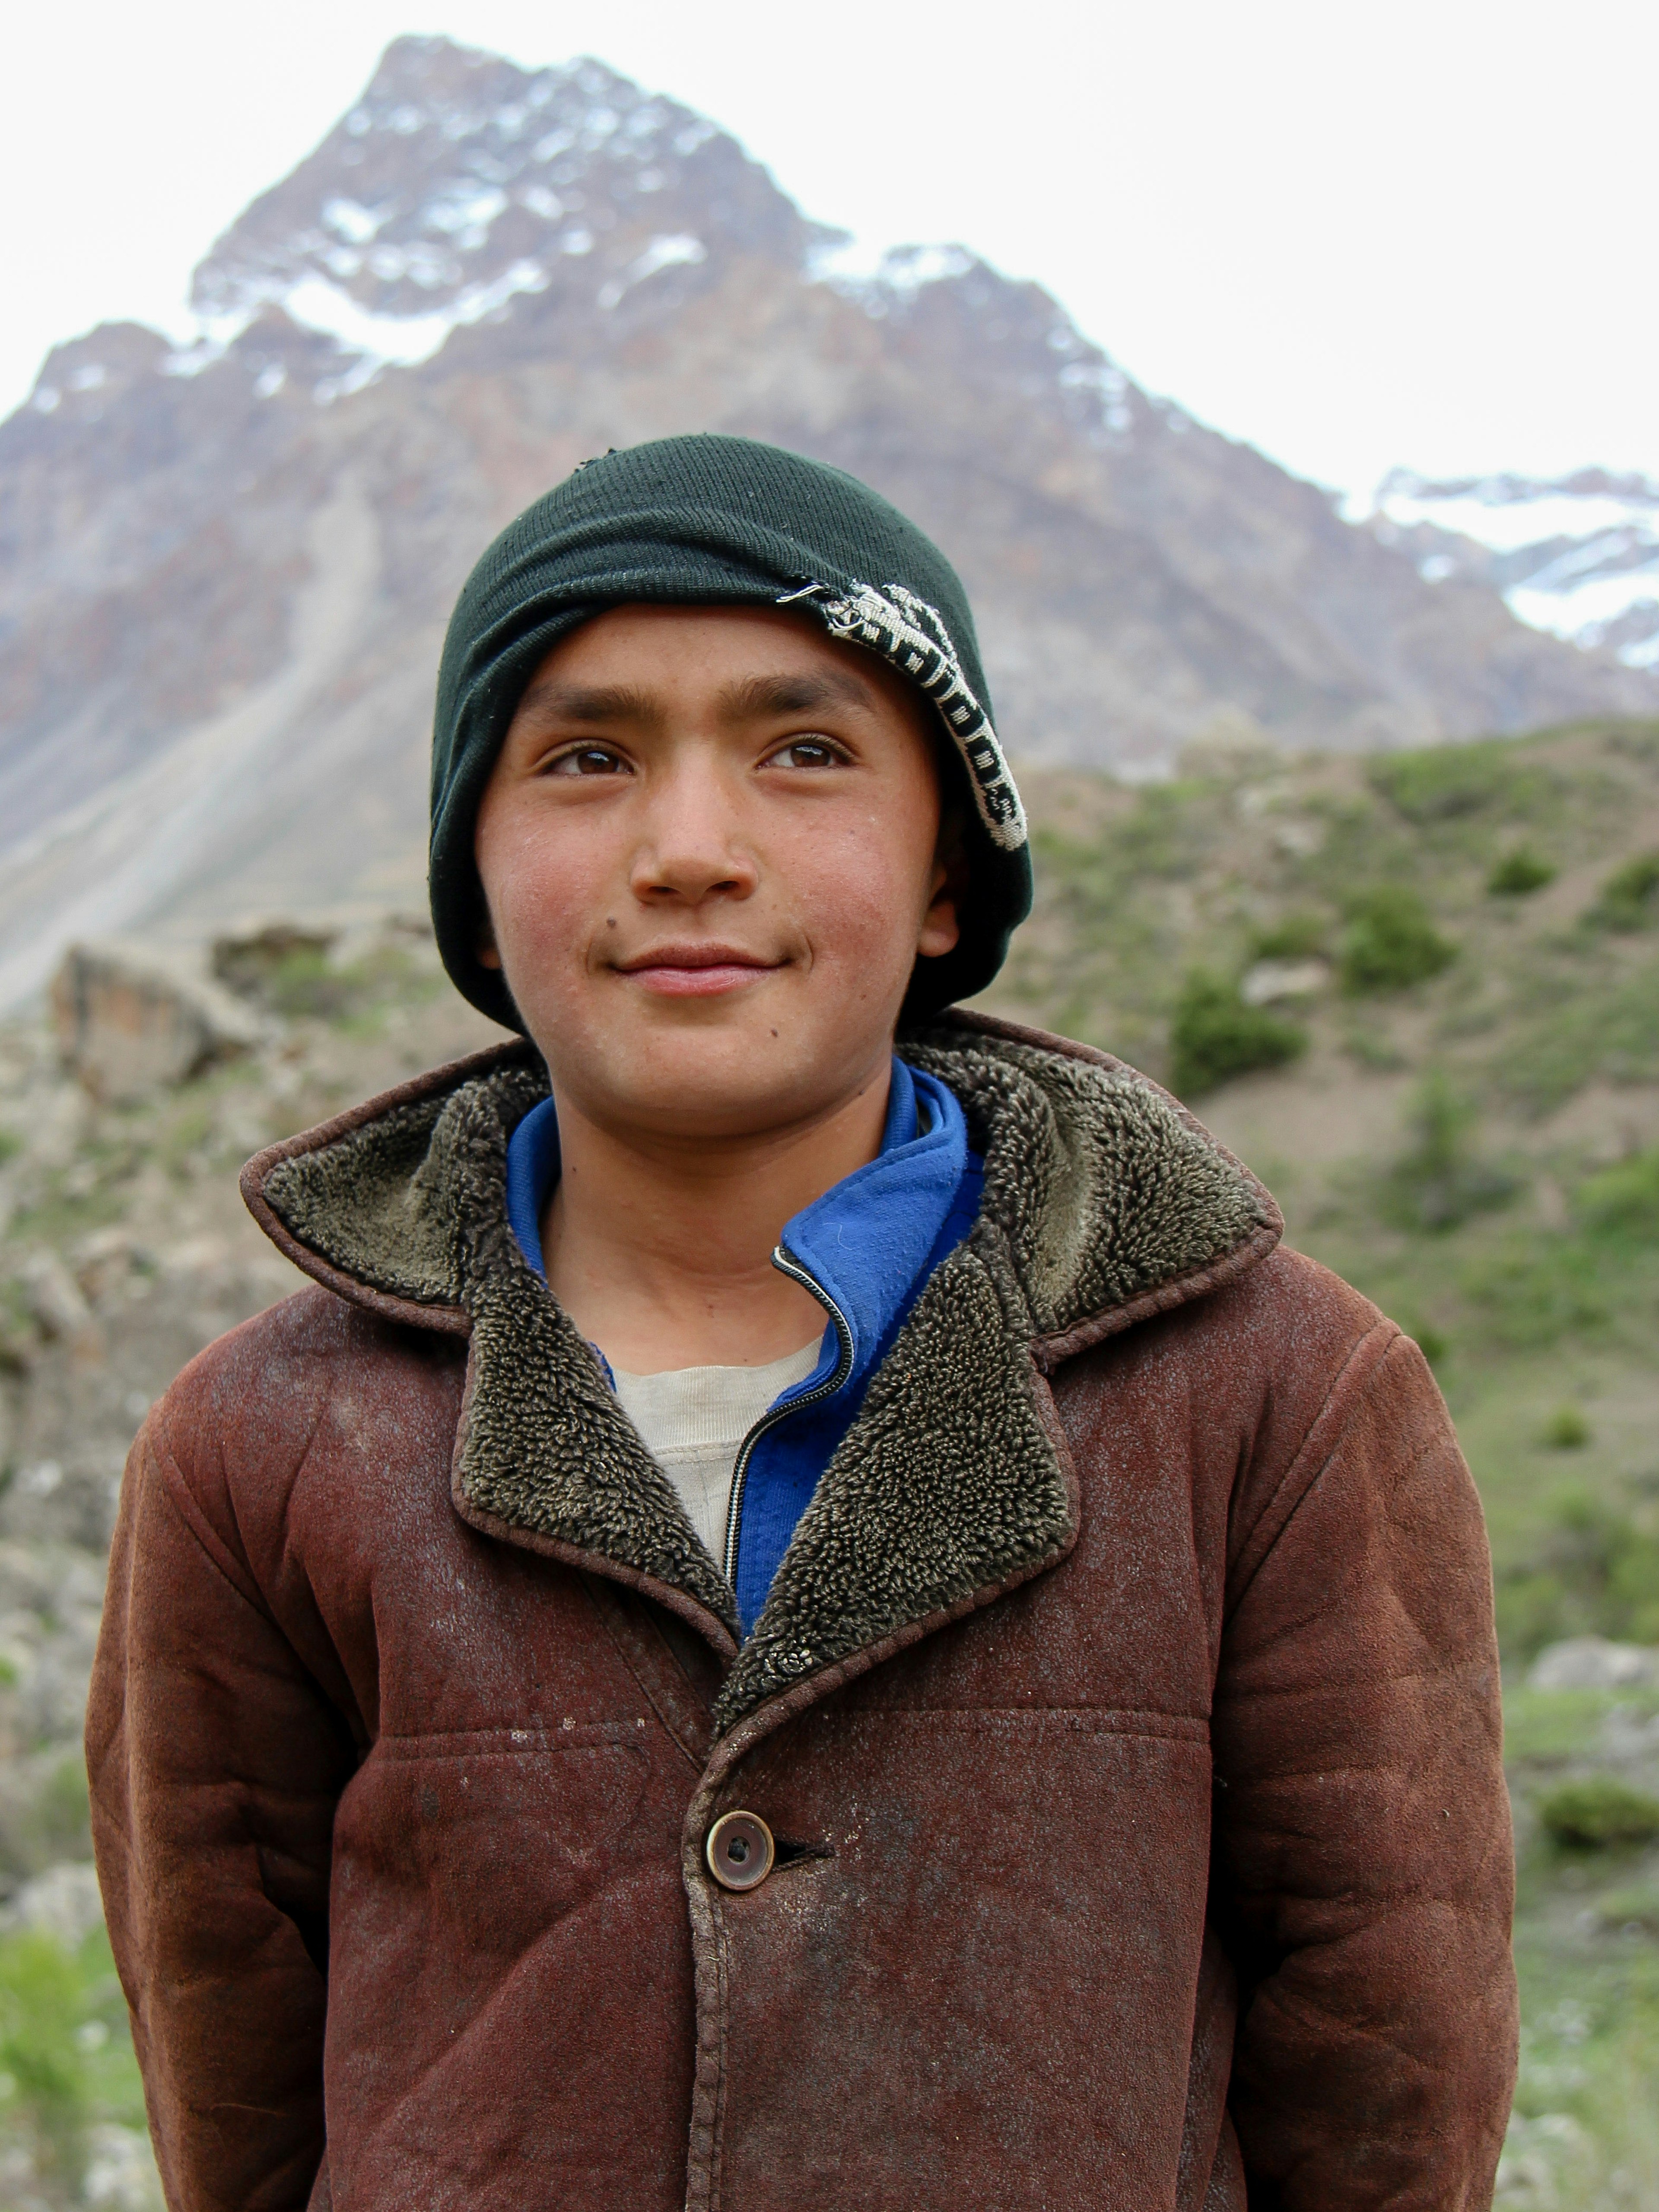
[88, 435, 1516, 2210]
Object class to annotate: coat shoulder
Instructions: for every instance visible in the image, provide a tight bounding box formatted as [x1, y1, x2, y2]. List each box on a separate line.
[142, 1287, 465, 1551]
[1218, 1239, 1395, 1348]
[162, 1282, 459, 1417]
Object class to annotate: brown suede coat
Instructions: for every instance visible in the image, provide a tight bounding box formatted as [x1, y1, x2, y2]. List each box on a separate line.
[86, 1014, 1516, 2212]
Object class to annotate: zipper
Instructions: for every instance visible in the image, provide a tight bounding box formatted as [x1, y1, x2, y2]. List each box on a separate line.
[721, 1244, 854, 1588]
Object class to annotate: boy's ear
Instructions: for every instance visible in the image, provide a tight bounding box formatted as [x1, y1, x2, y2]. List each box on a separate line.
[476, 904, 503, 972]
[918, 826, 967, 961]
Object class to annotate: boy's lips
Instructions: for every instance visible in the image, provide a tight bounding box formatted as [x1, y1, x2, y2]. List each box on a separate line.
[613, 943, 785, 997]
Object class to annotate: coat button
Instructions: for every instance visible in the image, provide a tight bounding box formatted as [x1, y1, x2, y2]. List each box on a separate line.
[706, 1809, 775, 1891]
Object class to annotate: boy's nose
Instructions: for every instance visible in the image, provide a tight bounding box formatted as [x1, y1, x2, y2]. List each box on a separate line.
[629, 768, 758, 904]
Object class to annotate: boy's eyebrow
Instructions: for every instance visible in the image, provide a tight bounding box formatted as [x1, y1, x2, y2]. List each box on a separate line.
[717, 668, 877, 720]
[513, 665, 880, 729]
[512, 679, 661, 726]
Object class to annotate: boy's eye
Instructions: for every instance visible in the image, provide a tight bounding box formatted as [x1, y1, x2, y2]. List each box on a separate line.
[548, 744, 630, 777]
[765, 737, 846, 770]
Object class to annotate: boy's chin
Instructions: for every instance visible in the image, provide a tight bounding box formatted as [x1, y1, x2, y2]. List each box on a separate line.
[555, 1012, 891, 1141]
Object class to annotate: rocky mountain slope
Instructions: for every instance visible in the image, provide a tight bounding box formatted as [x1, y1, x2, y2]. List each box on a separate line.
[3, 34, 1653, 1012]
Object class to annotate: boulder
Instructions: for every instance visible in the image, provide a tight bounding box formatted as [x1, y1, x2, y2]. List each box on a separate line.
[210, 918, 338, 1001]
[0, 1859, 104, 1945]
[1527, 1636, 1659, 1691]
[50, 939, 261, 1105]
[1240, 958, 1332, 1006]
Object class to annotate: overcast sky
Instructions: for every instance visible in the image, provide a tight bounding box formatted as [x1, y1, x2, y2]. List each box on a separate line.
[2, 0, 1651, 500]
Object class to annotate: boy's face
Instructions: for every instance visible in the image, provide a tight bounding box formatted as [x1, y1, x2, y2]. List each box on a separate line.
[474, 604, 960, 1140]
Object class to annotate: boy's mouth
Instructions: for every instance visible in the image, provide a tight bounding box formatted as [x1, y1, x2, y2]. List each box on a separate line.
[613, 942, 785, 998]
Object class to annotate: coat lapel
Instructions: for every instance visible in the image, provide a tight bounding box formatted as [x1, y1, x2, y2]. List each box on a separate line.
[246, 1014, 1281, 1734]
[715, 1226, 1075, 1732]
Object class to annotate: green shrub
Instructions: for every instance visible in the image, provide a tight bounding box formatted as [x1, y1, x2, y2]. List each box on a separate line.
[0, 1930, 86, 2156]
[1538, 1776, 1659, 1850]
[1168, 972, 1306, 1099]
[1249, 911, 1329, 960]
[1592, 1885, 1659, 1935]
[0, 1924, 150, 2194]
[1542, 1406, 1592, 1449]
[1370, 739, 1550, 823]
[1487, 846, 1557, 896]
[1381, 1074, 1517, 1232]
[1576, 1146, 1659, 1241]
[1338, 886, 1456, 993]
[1495, 1493, 1659, 1656]
[259, 947, 355, 1019]
[35, 1757, 92, 1862]
[1589, 852, 1659, 931]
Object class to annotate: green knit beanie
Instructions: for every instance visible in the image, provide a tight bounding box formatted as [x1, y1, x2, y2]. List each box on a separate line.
[429, 433, 1032, 1029]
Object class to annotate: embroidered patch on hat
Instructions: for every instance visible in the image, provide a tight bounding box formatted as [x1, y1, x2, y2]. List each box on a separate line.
[779, 580, 1027, 852]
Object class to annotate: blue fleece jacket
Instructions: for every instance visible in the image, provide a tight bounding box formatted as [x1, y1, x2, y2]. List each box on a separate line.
[505, 1058, 982, 1631]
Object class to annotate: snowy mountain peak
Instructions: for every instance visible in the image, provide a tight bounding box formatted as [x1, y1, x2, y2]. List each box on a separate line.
[193, 42, 706, 321]
[105, 34, 1137, 437]
[162, 38, 807, 399]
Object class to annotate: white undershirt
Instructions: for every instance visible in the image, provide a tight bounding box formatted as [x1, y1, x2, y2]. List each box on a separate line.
[610, 1341, 823, 1564]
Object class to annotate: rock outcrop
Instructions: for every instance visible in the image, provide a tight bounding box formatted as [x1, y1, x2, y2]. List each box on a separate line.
[50, 942, 260, 1104]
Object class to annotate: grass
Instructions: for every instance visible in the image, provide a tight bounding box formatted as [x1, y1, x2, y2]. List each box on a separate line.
[0, 1920, 154, 2206]
[1505, 1684, 1659, 2205]
[1379, 1073, 1518, 1231]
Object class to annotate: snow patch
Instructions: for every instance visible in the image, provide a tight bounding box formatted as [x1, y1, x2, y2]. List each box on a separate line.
[1370, 467, 1659, 668]
[292, 258, 549, 396]
[323, 197, 388, 245]
[596, 233, 706, 309]
[366, 240, 457, 287]
[807, 238, 976, 315]
[162, 309, 258, 378]
[1507, 569, 1659, 638]
[1058, 358, 1133, 436]
[423, 182, 509, 243]
[1380, 484, 1652, 553]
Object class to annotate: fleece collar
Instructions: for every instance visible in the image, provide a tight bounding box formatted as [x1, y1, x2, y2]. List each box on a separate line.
[502, 1056, 982, 1632]
[242, 1013, 1281, 1732]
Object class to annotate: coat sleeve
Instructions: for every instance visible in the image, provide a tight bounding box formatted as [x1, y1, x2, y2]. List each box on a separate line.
[1211, 1323, 1516, 2210]
[86, 1402, 356, 2212]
